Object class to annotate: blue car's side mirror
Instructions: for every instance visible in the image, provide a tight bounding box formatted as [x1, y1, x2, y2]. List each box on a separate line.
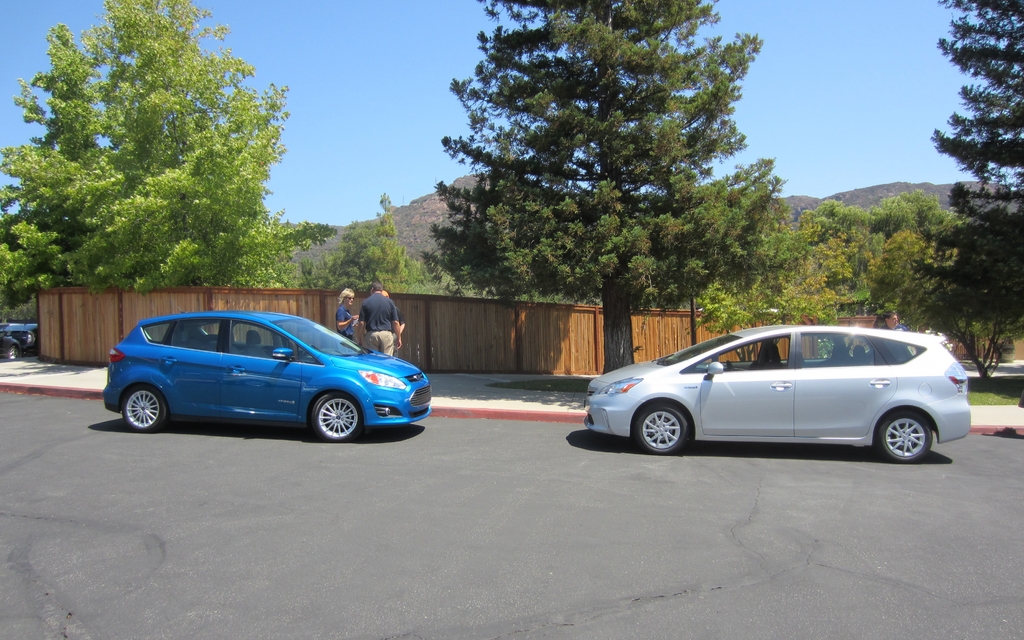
[271, 347, 294, 361]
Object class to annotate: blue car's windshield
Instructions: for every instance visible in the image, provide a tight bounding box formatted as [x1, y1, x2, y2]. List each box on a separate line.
[655, 334, 741, 365]
[271, 316, 366, 357]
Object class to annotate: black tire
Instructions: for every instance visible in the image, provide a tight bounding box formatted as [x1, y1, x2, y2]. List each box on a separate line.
[4, 343, 19, 359]
[874, 410, 933, 464]
[121, 385, 169, 433]
[632, 402, 689, 455]
[310, 393, 364, 443]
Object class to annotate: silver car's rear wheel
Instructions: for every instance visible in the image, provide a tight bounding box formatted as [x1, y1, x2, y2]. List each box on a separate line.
[311, 393, 363, 443]
[632, 402, 688, 455]
[875, 411, 932, 463]
[121, 385, 168, 433]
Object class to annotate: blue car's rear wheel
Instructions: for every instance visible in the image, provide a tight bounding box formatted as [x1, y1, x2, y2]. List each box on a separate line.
[121, 385, 168, 433]
[311, 393, 363, 442]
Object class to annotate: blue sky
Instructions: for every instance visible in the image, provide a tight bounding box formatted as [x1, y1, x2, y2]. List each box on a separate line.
[1, 1, 974, 227]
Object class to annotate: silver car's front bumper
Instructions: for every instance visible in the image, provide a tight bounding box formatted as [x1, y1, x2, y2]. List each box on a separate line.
[584, 393, 638, 438]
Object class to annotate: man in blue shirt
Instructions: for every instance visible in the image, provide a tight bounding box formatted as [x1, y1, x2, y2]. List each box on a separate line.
[358, 281, 401, 355]
[883, 311, 909, 331]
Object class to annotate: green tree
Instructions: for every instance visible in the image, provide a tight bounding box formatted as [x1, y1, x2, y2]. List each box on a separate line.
[796, 200, 878, 314]
[431, 0, 787, 371]
[698, 225, 838, 332]
[0, 0, 329, 304]
[300, 195, 424, 292]
[928, 0, 1024, 376]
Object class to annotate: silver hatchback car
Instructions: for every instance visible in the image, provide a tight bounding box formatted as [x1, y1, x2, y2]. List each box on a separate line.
[585, 326, 971, 463]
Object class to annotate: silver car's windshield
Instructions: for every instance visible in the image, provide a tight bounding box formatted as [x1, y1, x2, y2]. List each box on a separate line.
[271, 316, 365, 357]
[655, 334, 741, 366]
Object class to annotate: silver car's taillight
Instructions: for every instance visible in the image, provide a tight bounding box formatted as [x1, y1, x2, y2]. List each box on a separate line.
[945, 362, 968, 387]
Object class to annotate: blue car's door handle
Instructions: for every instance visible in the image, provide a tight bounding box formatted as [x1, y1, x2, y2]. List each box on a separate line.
[228, 365, 246, 376]
[162, 356, 177, 365]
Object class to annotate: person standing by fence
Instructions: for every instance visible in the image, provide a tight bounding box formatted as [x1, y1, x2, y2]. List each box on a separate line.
[335, 288, 359, 339]
[381, 290, 405, 354]
[358, 282, 401, 355]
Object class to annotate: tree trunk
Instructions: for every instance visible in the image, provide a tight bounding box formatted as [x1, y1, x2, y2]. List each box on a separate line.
[602, 277, 634, 372]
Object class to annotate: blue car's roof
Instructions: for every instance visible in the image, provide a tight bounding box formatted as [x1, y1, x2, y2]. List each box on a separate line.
[139, 310, 300, 324]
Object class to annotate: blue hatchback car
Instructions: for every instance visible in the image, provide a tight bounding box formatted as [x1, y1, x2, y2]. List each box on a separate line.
[103, 311, 431, 442]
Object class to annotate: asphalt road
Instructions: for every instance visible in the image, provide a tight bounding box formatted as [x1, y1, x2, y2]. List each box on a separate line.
[2, 393, 1023, 640]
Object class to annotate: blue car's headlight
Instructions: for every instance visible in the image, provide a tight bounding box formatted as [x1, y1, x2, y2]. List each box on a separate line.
[596, 377, 642, 395]
[359, 370, 408, 390]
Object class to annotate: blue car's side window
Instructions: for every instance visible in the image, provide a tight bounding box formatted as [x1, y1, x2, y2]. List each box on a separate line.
[170, 319, 222, 352]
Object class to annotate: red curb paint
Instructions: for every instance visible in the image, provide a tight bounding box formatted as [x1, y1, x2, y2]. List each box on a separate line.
[0, 384, 103, 401]
[969, 425, 1019, 435]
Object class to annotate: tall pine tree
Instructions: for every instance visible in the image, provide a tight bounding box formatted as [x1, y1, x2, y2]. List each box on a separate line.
[929, 0, 1024, 376]
[430, 0, 788, 371]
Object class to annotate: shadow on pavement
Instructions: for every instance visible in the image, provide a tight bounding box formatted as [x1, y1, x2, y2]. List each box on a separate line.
[565, 429, 954, 464]
[89, 419, 426, 444]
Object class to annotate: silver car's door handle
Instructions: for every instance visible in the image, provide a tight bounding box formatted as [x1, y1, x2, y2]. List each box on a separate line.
[770, 381, 793, 391]
[869, 378, 892, 388]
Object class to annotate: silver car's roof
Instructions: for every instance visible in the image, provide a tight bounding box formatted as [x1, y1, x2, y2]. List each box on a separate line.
[731, 324, 941, 345]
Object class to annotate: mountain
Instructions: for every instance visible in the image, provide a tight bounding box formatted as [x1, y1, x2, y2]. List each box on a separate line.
[299, 178, 973, 263]
[783, 181, 976, 218]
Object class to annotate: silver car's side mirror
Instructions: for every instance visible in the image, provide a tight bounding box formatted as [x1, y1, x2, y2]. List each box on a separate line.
[705, 361, 724, 380]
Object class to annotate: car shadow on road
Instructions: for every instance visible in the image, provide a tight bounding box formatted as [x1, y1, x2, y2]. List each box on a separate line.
[88, 419, 426, 444]
[565, 429, 953, 464]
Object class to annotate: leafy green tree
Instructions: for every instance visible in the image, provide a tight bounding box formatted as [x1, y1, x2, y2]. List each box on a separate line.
[698, 226, 838, 332]
[927, 0, 1024, 376]
[867, 230, 936, 329]
[431, 0, 787, 371]
[300, 195, 424, 292]
[797, 200, 877, 314]
[0, 0, 329, 304]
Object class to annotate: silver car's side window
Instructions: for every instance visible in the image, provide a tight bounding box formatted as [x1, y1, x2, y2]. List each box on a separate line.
[800, 333, 876, 368]
[688, 337, 790, 373]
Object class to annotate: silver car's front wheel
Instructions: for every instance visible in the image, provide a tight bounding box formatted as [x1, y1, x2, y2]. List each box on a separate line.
[876, 411, 932, 463]
[121, 385, 168, 433]
[632, 403, 688, 455]
[311, 393, 363, 443]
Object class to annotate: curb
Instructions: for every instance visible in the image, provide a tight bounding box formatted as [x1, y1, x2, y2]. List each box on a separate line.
[0, 383, 1018, 432]
[0, 383, 104, 401]
[430, 406, 587, 424]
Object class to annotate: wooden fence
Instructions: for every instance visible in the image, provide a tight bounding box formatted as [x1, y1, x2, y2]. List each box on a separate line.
[36, 286, 899, 373]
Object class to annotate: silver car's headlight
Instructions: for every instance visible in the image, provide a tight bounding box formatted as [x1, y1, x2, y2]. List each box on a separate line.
[359, 370, 408, 390]
[595, 377, 643, 395]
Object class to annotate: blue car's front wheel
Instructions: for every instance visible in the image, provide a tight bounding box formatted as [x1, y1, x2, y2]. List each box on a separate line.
[311, 393, 364, 443]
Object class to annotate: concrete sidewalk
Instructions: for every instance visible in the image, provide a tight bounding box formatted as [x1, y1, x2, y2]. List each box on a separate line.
[1, 357, 1022, 433]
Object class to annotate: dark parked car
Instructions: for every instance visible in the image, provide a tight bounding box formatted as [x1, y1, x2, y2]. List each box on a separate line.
[2, 323, 39, 359]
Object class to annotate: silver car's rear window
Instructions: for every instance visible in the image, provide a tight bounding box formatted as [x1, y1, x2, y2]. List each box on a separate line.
[872, 337, 927, 365]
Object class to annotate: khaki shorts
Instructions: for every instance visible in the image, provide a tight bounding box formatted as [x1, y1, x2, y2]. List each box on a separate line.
[365, 330, 396, 356]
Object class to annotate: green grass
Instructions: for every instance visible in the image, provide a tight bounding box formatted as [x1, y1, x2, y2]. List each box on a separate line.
[968, 375, 1024, 406]
[487, 376, 1024, 406]
[487, 379, 591, 393]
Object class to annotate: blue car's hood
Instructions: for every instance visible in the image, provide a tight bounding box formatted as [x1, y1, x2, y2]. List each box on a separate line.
[329, 352, 424, 377]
